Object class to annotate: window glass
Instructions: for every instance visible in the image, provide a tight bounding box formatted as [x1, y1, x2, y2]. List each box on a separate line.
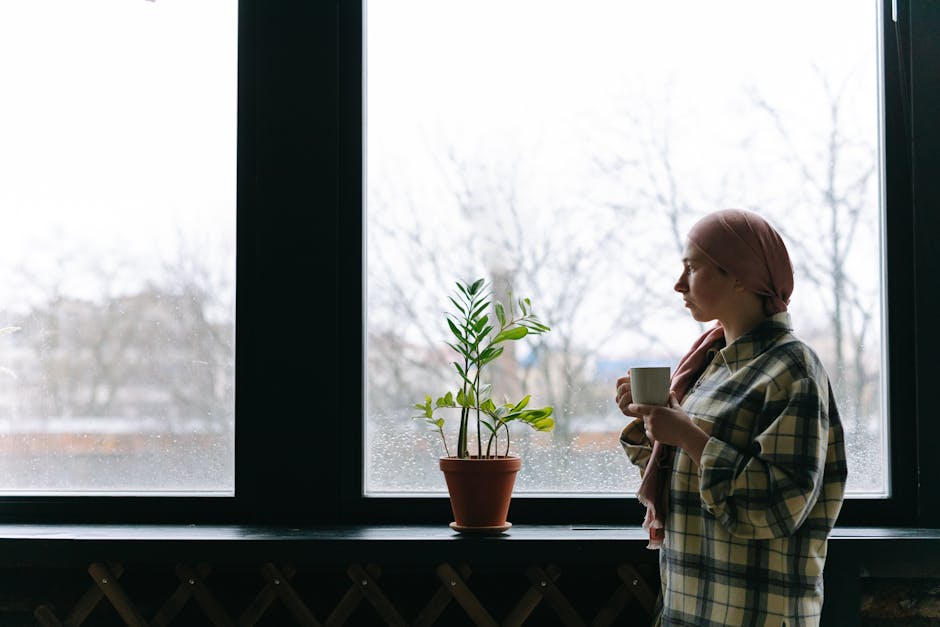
[365, 0, 884, 497]
[0, 0, 237, 494]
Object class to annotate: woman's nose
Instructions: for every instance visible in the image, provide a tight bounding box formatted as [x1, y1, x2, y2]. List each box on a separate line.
[674, 275, 687, 293]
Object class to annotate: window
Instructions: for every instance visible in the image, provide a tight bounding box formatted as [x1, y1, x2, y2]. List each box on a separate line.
[0, 0, 930, 526]
[365, 1, 886, 498]
[0, 0, 237, 494]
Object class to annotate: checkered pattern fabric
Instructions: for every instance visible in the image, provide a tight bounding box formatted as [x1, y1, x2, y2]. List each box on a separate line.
[621, 313, 848, 626]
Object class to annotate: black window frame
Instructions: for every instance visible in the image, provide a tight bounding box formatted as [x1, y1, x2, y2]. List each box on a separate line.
[0, 0, 937, 528]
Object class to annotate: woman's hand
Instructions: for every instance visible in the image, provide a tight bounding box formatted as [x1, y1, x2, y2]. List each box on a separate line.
[615, 375, 641, 418]
[629, 392, 710, 465]
[629, 392, 689, 445]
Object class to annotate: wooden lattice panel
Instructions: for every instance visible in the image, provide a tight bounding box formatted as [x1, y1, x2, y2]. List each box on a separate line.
[34, 561, 659, 626]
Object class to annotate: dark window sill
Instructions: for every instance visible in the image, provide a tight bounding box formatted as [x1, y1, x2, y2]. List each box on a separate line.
[0, 524, 937, 567]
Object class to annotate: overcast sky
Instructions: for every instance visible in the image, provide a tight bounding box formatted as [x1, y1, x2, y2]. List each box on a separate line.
[0, 0, 237, 302]
[366, 0, 881, 357]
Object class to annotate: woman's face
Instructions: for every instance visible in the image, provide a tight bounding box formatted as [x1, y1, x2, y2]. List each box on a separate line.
[674, 241, 739, 323]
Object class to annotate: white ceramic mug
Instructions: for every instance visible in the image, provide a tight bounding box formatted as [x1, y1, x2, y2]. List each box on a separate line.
[629, 366, 671, 405]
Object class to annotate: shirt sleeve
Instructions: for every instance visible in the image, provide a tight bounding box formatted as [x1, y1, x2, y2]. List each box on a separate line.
[619, 417, 653, 474]
[697, 377, 829, 540]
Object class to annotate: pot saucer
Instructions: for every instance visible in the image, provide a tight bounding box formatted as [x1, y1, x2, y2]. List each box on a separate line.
[449, 522, 512, 535]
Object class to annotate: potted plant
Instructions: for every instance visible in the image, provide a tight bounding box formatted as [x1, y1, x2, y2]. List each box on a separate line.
[414, 277, 554, 533]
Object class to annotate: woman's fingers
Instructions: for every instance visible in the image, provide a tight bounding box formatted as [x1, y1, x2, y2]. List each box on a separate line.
[636, 403, 692, 446]
[615, 376, 634, 414]
[667, 391, 680, 408]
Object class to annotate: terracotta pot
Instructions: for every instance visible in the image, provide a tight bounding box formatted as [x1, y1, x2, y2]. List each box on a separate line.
[439, 455, 521, 531]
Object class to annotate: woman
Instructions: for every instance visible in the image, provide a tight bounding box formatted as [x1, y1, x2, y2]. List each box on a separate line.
[616, 209, 847, 626]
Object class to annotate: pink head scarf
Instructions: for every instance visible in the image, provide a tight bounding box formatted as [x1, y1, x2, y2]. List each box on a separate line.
[686, 208, 794, 316]
[637, 209, 794, 549]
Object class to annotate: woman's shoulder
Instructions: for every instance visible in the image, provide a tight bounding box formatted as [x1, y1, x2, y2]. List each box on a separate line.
[758, 332, 831, 393]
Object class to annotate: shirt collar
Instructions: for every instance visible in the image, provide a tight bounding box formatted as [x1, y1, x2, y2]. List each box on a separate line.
[716, 312, 793, 373]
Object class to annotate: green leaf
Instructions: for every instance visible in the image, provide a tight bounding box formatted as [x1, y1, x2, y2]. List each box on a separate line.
[470, 298, 489, 318]
[518, 298, 528, 316]
[469, 278, 485, 295]
[456, 281, 470, 298]
[479, 346, 504, 366]
[526, 320, 550, 333]
[495, 302, 506, 326]
[456, 388, 477, 408]
[532, 416, 554, 431]
[436, 393, 455, 408]
[445, 342, 469, 359]
[447, 296, 466, 315]
[473, 315, 489, 334]
[424, 403, 434, 419]
[492, 327, 528, 344]
[457, 371, 475, 389]
[446, 318, 466, 343]
[511, 395, 531, 412]
[518, 407, 555, 431]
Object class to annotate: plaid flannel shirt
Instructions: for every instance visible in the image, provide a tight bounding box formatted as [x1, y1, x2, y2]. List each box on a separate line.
[621, 313, 848, 626]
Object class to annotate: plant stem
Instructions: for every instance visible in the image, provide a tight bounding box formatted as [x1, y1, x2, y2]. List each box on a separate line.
[440, 426, 451, 458]
[457, 308, 472, 457]
[474, 370, 482, 458]
[458, 405, 468, 458]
